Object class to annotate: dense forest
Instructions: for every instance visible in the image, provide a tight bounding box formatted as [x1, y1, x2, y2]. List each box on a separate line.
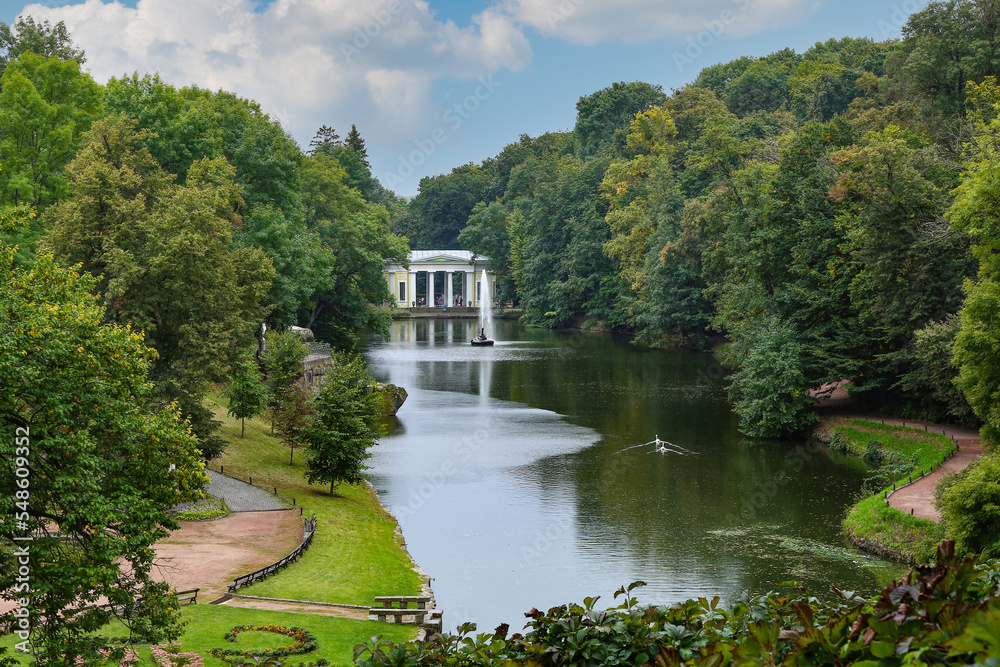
[398, 0, 1000, 444]
[2, 0, 1000, 451]
[0, 16, 410, 459]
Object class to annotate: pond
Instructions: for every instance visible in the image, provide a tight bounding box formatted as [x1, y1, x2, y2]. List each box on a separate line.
[363, 318, 897, 633]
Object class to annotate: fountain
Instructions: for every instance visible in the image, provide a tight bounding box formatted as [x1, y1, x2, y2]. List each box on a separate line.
[471, 271, 495, 346]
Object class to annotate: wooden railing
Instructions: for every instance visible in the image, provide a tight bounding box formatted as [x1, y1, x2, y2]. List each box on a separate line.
[227, 514, 317, 594]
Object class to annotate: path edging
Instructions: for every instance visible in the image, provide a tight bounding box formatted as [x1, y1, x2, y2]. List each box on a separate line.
[226, 593, 370, 610]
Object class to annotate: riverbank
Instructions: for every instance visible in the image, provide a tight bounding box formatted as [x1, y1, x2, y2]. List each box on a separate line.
[207, 392, 425, 605]
[813, 418, 961, 562]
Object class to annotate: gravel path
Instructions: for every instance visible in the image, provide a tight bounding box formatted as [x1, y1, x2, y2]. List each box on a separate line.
[201, 470, 291, 512]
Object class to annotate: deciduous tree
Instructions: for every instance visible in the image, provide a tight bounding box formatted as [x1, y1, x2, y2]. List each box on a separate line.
[0, 205, 206, 664]
[226, 349, 268, 437]
[43, 116, 275, 458]
[304, 353, 381, 494]
[0, 16, 85, 80]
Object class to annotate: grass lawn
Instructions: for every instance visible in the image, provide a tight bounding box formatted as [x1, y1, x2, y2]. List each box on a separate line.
[825, 419, 955, 473]
[827, 419, 954, 561]
[207, 392, 422, 606]
[0, 604, 416, 666]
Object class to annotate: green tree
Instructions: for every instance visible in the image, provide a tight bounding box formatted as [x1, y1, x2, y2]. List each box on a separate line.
[235, 204, 334, 328]
[601, 106, 711, 344]
[458, 200, 518, 305]
[0, 205, 206, 664]
[103, 72, 198, 178]
[304, 353, 381, 494]
[949, 78, 1000, 447]
[727, 316, 818, 437]
[308, 123, 340, 155]
[300, 153, 409, 347]
[274, 383, 314, 465]
[891, 0, 1000, 123]
[226, 349, 268, 437]
[0, 15, 85, 80]
[832, 125, 973, 394]
[344, 123, 369, 167]
[105, 78, 303, 217]
[721, 49, 800, 117]
[262, 329, 309, 433]
[43, 116, 275, 459]
[937, 453, 1000, 555]
[574, 81, 667, 156]
[0, 52, 102, 208]
[397, 164, 490, 249]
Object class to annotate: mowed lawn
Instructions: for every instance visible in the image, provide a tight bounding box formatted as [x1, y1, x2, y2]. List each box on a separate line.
[835, 419, 955, 560]
[208, 392, 423, 606]
[0, 604, 416, 666]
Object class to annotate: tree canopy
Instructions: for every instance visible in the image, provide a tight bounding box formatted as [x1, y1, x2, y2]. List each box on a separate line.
[0, 204, 206, 663]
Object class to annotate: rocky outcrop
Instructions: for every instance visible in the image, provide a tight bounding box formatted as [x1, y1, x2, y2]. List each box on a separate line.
[289, 325, 316, 342]
[376, 383, 408, 416]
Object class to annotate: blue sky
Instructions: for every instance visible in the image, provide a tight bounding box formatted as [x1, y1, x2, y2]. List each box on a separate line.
[3, 0, 923, 197]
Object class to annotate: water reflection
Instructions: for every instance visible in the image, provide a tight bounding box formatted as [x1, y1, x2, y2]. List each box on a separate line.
[364, 319, 897, 632]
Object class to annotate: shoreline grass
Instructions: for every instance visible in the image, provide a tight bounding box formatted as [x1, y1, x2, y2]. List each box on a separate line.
[207, 391, 423, 606]
[821, 418, 954, 562]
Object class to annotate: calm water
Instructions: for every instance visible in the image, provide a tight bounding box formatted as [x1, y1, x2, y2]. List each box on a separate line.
[363, 319, 894, 632]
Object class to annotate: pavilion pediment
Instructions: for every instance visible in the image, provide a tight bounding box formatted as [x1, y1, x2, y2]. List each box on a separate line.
[420, 254, 467, 263]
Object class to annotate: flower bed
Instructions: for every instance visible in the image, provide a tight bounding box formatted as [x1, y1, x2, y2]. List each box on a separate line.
[210, 625, 317, 660]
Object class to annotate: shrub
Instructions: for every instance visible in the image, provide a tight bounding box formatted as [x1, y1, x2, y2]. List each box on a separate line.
[937, 452, 1000, 557]
[355, 546, 1000, 666]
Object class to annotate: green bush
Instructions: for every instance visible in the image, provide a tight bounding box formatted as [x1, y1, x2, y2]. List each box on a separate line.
[174, 496, 230, 521]
[354, 543, 1000, 666]
[937, 452, 1000, 557]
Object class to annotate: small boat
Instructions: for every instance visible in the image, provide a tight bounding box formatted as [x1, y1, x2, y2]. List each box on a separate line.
[471, 328, 494, 346]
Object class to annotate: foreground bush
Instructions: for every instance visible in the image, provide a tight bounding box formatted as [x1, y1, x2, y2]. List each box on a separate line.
[937, 452, 1000, 558]
[355, 542, 1000, 666]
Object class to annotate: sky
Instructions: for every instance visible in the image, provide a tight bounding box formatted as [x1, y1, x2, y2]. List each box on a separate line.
[2, 0, 926, 197]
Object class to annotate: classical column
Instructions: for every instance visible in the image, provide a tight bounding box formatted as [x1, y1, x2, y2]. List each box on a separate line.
[426, 270, 435, 307]
[408, 271, 416, 308]
[446, 271, 454, 307]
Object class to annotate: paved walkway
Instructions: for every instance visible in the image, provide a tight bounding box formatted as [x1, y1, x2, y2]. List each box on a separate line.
[173, 470, 291, 513]
[839, 416, 984, 521]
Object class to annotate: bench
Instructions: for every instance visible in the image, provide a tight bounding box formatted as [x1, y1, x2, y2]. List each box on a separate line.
[374, 596, 432, 610]
[176, 588, 200, 604]
[369, 596, 442, 634]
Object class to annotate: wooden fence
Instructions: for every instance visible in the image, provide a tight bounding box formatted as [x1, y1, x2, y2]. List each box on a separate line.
[227, 513, 317, 594]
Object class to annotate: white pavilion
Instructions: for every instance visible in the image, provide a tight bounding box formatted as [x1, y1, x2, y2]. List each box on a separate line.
[384, 250, 495, 309]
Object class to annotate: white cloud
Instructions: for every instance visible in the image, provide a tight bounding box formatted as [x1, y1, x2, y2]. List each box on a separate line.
[17, 0, 532, 150]
[496, 0, 817, 46]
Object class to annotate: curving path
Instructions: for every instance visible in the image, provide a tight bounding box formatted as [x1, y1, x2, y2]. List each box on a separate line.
[154, 471, 301, 600]
[880, 419, 984, 521]
[834, 416, 984, 522]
